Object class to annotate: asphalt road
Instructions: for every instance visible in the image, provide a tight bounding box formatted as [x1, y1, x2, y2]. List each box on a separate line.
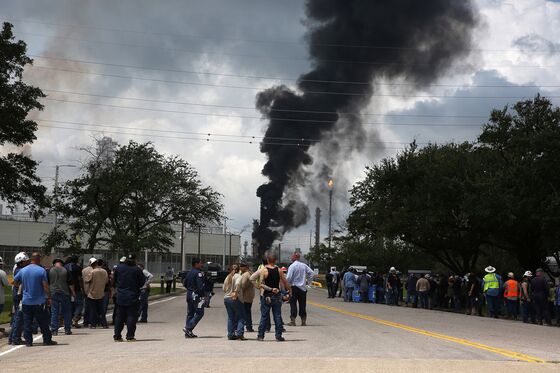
[1, 288, 559, 372]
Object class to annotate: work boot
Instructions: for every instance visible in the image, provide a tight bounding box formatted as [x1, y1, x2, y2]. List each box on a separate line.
[301, 317, 307, 326]
[288, 317, 296, 327]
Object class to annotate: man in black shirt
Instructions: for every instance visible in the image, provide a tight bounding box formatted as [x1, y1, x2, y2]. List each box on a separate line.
[183, 258, 206, 338]
[112, 254, 145, 342]
[531, 268, 551, 325]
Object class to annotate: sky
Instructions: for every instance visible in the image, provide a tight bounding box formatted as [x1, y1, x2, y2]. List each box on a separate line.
[1, 0, 560, 252]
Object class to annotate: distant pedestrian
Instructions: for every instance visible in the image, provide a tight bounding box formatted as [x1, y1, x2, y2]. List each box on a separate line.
[239, 261, 255, 332]
[358, 270, 371, 303]
[531, 268, 551, 326]
[165, 266, 174, 294]
[553, 281, 560, 326]
[113, 254, 145, 342]
[466, 273, 480, 316]
[520, 271, 536, 324]
[343, 268, 357, 302]
[0, 257, 9, 318]
[405, 273, 418, 307]
[338, 267, 346, 298]
[252, 250, 291, 342]
[386, 267, 399, 306]
[81, 257, 97, 328]
[48, 258, 75, 335]
[12, 252, 57, 347]
[84, 258, 109, 329]
[137, 263, 154, 323]
[416, 274, 430, 309]
[183, 258, 206, 338]
[326, 271, 334, 298]
[8, 252, 29, 345]
[286, 252, 314, 326]
[223, 264, 245, 340]
[483, 266, 502, 318]
[64, 255, 84, 328]
[503, 272, 520, 320]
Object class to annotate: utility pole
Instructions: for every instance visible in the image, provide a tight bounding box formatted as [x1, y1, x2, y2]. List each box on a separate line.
[223, 218, 227, 269]
[278, 243, 281, 264]
[180, 221, 185, 271]
[328, 179, 333, 249]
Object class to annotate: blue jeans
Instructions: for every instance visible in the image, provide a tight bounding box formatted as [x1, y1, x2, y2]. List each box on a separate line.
[521, 301, 535, 323]
[185, 293, 205, 331]
[9, 294, 23, 343]
[506, 299, 518, 319]
[486, 294, 500, 317]
[258, 295, 283, 339]
[89, 298, 107, 327]
[114, 302, 139, 340]
[224, 298, 245, 337]
[244, 302, 253, 331]
[22, 303, 52, 344]
[344, 287, 354, 302]
[387, 288, 399, 305]
[406, 292, 417, 306]
[51, 292, 72, 332]
[418, 291, 429, 309]
[72, 291, 84, 318]
[138, 288, 149, 322]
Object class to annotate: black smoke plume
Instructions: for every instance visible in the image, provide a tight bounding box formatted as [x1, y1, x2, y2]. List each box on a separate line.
[254, 0, 478, 257]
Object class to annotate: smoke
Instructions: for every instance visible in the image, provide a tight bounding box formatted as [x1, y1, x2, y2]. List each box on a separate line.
[254, 0, 479, 255]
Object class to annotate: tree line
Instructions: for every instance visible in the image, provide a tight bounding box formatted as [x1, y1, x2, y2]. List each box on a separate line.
[308, 95, 560, 276]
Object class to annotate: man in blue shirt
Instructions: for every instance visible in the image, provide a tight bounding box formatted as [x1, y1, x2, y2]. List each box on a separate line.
[13, 252, 57, 347]
[183, 258, 206, 338]
[112, 254, 145, 342]
[343, 269, 357, 302]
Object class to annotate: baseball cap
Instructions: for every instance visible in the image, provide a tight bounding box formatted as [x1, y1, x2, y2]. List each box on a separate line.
[126, 254, 136, 261]
[89, 257, 98, 265]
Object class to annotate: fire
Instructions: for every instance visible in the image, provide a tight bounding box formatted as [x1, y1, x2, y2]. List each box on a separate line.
[328, 179, 333, 189]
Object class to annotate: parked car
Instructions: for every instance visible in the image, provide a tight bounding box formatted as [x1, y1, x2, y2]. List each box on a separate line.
[178, 262, 228, 284]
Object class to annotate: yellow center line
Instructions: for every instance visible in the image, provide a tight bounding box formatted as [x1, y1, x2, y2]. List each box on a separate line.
[308, 300, 547, 364]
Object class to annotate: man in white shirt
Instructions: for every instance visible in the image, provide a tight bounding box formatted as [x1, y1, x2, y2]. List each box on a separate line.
[286, 252, 314, 326]
[137, 263, 154, 323]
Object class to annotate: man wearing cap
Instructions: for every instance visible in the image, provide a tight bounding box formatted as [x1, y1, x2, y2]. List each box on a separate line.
[483, 266, 502, 318]
[531, 268, 551, 325]
[113, 254, 146, 342]
[8, 252, 29, 345]
[48, 258, 75, 335]
[84, 258, 109, 328]
[239, 261, 255, 332]
[183, 258, 207, 338]
[503, 272, 520, 320]
[64, 255, 84, 328]
[13, 252, 57, 347]
[81, 257, 97, 327]
[520, 271, 535, 323]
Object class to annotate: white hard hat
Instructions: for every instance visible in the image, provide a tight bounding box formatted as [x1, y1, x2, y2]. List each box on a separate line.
[0, 256, 3, 264]
[389, 267, 396, 272]
[15, 252, 29, 264]
[89, 257, 98, 265]
[120, 256, 126, 263]
[523, 270, 533, 277]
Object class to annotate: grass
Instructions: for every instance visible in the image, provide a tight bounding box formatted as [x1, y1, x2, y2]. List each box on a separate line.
[1, 286, 12, 324]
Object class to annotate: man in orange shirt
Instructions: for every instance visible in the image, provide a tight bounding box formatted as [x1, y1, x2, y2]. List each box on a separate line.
[503, 272, 520, 320]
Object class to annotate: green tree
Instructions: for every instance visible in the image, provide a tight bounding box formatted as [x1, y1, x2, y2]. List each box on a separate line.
[0, 22, 46, 215]
[348, 142, 496, 274]
[479, 96, 560, 274]
[45, 141, 223, 255]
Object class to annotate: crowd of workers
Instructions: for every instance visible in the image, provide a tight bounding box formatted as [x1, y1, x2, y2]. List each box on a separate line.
[326, 265, 560, 326]
[182, 250, 314, 341]
[0, 251, 153, 346]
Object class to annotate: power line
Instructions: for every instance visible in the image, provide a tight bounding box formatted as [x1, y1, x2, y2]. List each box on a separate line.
[30, 55, 560, 89]
[31, 66, 554, 99]
[17, 31, 560, 69]
[35, 118, 419, 145]
[40, 88, 492, 119]
[7, 17, 555, 54]
[41, 97, 486, 127]
[37, 123, 408, 150]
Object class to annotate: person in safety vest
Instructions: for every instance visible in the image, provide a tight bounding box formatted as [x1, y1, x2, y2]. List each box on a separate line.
[483, 266, 502, 319]
[503, 272, 520, 320]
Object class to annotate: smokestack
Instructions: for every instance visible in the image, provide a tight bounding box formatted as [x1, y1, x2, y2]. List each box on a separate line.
[254, 0, 478, 258]
[315, 207, 321, 248]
